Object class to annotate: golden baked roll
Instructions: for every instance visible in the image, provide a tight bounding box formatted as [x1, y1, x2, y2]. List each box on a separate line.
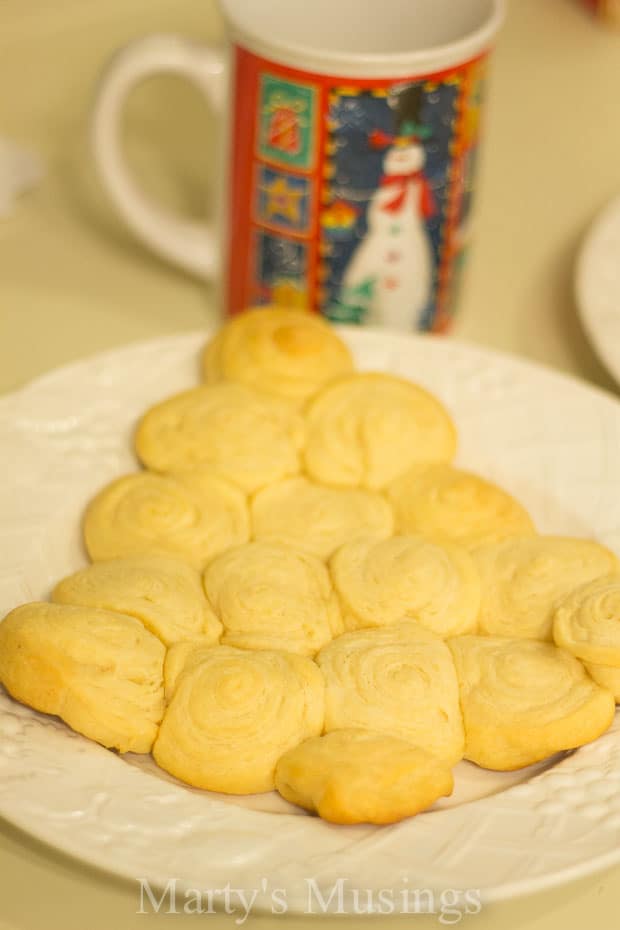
[202, 307, 354, 404]
[474, 536, 618, 640]
[162, 640, 210, 701]
[275, 729, 454, 824]
[0, 602, 165, 753]
[580, 662, 620, 702]
[316, 622, 464, 765]
[152, 644, 325, 793]
[52, 556, 221, 647]
[135, 383, 304, 494]
[251, 476, 394, 561]
[448, 635, 615, 770]
[387, 463, 535, 550]
[304, 372, 456, 489]
[83, 471, 249, 570]
[553, 574, 620, 699]
[330, 534, 480, 637]
[203, 542, 343, 655]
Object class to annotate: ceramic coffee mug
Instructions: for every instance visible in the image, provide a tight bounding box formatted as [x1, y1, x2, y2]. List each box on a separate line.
[92, 0, 504, 331]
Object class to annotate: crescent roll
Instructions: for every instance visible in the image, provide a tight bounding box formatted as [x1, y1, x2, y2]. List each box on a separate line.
[52, 556, 221, 647]
[448, 635, 615, 770]
[330, 534, 480, 637]
[204, 542, 343, 656]
[251, 477, 394, 560]
[553, 574, 620, 700]
[202, 307, 354, 404]
[474, 536, 618, 640]
[275, 729, 454, 825]
[83, 471, 249, 570]
[303, 372, 456, 489]
[0, 602, 165, 753]
[152, 644, 325, 793]
[387, 463, 535, 550]
[316, 622, 464, 765]
[135, 383, 304, 494]
[579, 663, 620, 702]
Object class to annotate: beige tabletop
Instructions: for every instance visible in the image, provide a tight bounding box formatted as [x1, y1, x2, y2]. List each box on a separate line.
[1, 0, 620, 927]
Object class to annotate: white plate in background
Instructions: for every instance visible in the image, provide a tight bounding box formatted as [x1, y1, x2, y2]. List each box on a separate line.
[576, 195, 620, 385]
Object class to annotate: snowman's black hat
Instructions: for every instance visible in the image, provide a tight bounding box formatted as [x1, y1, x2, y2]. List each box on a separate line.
[389, 83, 429, 137]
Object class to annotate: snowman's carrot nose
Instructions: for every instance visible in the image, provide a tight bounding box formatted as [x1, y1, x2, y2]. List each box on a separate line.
[369, 129, 426, 150]
[368, 129, 396, 150]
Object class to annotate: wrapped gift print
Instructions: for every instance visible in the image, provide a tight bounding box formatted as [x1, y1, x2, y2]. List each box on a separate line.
[227, 49, 488, 331]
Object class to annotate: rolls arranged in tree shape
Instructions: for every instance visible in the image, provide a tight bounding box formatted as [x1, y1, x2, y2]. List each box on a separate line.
[387, 463, 535, 550]
[153, 644, 325, 793]
[251, 476, 394, 560]
[202, 307, 354, 404]
[330, 534, 480, 637]
[135, 383, 305, 494]
[553, 574, 620, 700]
[448, 635, 616, 770]
[303, 372, 457, 489]
[3, 305, 620, 828]
[474, 536, 618, 641]
[316, 621, 465, 766]
[83, 471, 249, 570]
[0, 602, 165, 753]
[275, 729, 454, 825]
[204, 542, 343, 656]
[52, 555, 222, 647]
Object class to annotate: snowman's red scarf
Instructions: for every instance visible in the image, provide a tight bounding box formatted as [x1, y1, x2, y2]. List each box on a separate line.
[379, 172, 436, 218]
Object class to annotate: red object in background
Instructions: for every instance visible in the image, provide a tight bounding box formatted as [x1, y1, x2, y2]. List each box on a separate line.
[581, 0, 620, 22]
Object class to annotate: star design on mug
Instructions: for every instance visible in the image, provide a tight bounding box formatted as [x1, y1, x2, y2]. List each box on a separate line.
[261, 176, 305, 224]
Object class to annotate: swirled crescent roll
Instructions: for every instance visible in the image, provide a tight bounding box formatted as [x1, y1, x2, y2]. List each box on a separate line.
[316, 622, 464, 765]
[201, 307, 354, 404]
[553, 574, 620, 699]
[152, 645, 325, 793]
[387, 464, 535, 550]
[581, 662, 620, 702]
[448, 635, 615, 770]
[251, 477, 394, 560]
[303, 373, 456, 489]
[83, 471, 249, 570]
[203, 542, 343, 655]
[0, 602, 165, 753]
[162, 640, 212, 701]
[275, 729, 454, 824]
[474, 536, 618, 641]
[135, 383, 304, 493]
[330, 535, 480, 637]
[52, 556, 221, 647]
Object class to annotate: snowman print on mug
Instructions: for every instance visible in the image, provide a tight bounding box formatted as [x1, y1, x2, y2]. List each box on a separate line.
[342, 101, 436, 328]
[245, 68, 477, 331]
[327, 83, 445, 330]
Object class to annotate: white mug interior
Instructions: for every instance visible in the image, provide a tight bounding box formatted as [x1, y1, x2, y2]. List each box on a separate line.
[219, 0, 505, 75]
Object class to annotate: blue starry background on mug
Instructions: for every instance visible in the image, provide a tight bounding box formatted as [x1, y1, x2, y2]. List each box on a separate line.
[254, 230, 308, 292]
[323, 80, 460, 318]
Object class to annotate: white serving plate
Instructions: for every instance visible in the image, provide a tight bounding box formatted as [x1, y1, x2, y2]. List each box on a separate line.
[0, 328, 619, 915]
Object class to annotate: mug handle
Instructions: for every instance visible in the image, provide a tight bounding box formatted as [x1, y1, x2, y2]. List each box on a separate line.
[91, 34, 225, 279]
